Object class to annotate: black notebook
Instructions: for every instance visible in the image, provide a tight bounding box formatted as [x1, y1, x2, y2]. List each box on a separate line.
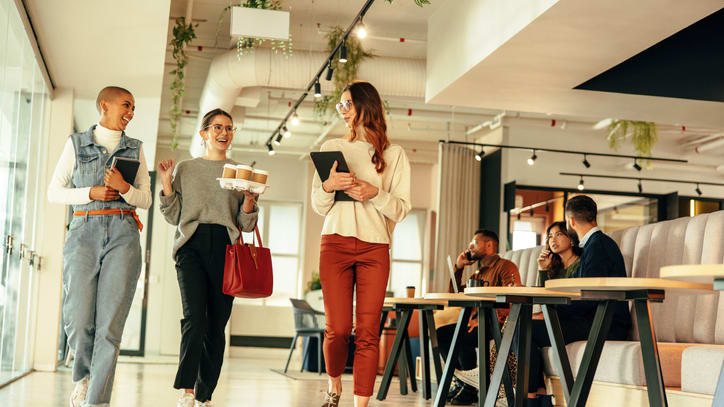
[310, 151, 355, 202]
[111, 157, 140, 185]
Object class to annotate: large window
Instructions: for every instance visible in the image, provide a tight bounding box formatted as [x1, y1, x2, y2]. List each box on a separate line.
[388, 209, 426, 297]
[237, 201, 303, 306]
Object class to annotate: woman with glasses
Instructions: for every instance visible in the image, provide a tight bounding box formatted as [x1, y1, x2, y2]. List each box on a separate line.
[158, 108, 259, 407]
[311, 81, 411, 407]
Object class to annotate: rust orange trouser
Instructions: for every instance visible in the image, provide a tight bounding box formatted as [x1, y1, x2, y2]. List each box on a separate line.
[319, 234, 390, 397]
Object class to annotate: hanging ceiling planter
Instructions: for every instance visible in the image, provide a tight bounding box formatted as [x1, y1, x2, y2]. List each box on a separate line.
[230, 6, 289, 41]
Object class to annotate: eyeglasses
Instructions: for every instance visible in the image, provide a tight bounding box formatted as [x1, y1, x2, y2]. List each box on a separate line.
[204, 124, 237, 135]
[335, 100, 353, 114]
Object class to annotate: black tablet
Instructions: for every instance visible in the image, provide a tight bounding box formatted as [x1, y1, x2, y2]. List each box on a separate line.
[310, 151, 355, 202]
[111, 156, 140, 186]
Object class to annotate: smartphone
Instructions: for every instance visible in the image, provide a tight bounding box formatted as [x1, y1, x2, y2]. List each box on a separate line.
[465, 251, 481, 262]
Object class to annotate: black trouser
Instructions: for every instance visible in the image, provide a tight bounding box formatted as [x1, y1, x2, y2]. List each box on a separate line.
[173, 224, 234, 402]
[436, 322, 493, 371]
[528, 318, 629, 391]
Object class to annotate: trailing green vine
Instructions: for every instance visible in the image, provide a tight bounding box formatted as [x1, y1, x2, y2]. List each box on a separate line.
[606, 119, 659, 165]
[169, 17, 198, 150]
[216, 0, 293, 58]
[313, 27, 372, 119]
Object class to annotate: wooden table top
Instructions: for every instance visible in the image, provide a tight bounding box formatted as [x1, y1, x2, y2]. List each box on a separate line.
[463, 286, 580, 298]
[545, 277, 713, 295]
[660, 264, 724, 285]
[383, 297, 448, 306]
[424, 292, 496, 302]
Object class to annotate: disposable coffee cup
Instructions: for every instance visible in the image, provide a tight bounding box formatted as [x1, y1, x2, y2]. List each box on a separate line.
[406, 286, 415, 298]
[467, 279, 482, 288]
[222, 164, 237, 179]
[251, 169, 268, 184]
[236, 165, 253, 180]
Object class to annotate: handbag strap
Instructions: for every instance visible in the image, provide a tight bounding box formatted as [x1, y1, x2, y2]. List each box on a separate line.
[236, 225, 263, 247]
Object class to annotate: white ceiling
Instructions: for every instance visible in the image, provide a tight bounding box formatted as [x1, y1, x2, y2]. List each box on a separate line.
[426, 0, 724, 129]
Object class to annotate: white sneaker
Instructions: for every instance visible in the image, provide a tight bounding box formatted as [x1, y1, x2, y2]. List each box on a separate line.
[69, 377, 89, 407]
[454, 368, 479, 389]
[177, 393, 196, 407]
[195, 401, 214, 407]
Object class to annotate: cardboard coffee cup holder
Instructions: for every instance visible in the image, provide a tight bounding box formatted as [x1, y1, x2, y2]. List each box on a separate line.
[217, 178, 269, 194]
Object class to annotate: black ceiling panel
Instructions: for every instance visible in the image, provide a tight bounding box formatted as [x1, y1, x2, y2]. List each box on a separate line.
[575, 8, 724, 103]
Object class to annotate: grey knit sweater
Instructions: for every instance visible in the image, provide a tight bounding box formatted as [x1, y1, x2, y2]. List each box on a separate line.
[159, 157, 258, 259]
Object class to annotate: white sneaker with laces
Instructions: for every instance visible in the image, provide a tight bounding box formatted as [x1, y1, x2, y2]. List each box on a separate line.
[69, 376, 89, 407]
[177, 393, 196, 407]
[195, 401, 214, 407]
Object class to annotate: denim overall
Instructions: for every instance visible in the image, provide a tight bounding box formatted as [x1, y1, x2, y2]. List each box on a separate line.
[62, 125, 142, 407]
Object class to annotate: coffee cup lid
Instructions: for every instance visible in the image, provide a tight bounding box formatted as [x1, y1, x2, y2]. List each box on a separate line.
[236, 165, 253, 170]
[252, 169, 269, 175]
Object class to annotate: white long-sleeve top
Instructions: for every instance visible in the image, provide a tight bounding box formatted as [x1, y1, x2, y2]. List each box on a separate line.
[311, 138, 411, 244]
[47, 124, 152, 209]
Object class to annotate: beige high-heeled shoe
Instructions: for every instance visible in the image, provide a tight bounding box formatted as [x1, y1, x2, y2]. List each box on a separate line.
[321, 391, 340, 407]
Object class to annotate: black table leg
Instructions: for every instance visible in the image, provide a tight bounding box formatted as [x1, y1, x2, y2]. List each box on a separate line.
[484, 304, 521, 407]
[376, 309, 413, 401]
[478, 305, 489, 407]
[433, 306, 473, 407]
[404, 333, 417, 393]
[634, 299, 668, 407]
[379, 310, 390, 337]
[399, 336, 409, 395]
[541, 304, 574, 403]
[568, 301, 615, 407]
[514, 304, 533, 407]
[426, 310, 444, 383]
[420, 310, 432, 399]
[487, 308, 515, 407]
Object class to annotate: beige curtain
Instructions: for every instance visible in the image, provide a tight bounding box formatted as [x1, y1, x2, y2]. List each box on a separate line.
[431, 143, 481, 293]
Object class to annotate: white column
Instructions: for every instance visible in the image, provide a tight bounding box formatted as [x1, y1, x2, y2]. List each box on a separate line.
[33, 87, 74, 371]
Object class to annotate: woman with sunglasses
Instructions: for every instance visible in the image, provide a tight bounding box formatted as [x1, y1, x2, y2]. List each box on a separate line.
[312, 81, 411, 407]
[158, 108, 258, 407]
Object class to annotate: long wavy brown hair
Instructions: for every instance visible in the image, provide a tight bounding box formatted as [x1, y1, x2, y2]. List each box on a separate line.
[344, 81, 390, 173]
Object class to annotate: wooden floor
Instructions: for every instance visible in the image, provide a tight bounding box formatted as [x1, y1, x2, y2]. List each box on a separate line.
[0, 350, 433, 406]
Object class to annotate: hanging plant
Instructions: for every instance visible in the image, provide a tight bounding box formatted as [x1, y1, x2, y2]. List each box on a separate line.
[384, 0, 431, 6]
[605, 119, 659, 158]
[313, 27, 372, 119]
[216, 0, 293, 58]
[169, 17, 198, 150]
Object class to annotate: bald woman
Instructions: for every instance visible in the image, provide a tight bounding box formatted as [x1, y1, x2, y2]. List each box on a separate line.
[48, 86, 151, 407]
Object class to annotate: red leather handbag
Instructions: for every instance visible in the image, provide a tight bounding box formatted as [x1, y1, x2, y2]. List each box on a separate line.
[223, 226, 273, 298]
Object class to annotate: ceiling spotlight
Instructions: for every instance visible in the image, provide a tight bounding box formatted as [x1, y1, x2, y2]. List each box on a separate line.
[273, 134, 282, 146]
[291, 112, 300, 126]
[633, 159, 642, 172]
[545, 202, 550, 213]
[339, 41, 348, 63]
[517, 212, 521, 220]
[696, 184, 702, 196]
[325, 62, 334, 81]
[577, 177, 585, 191]
[475, 150, 484, 161]
[283, 126, 291, 138]
[356, 22, 367, 39]
[267, 143, 275, 156]
[529, 208, 534, 216]
[637, 180, 643, 193]
[314, 80, 322, 98]
[582, 154, 591, 168]
[527, 150, 537, 166]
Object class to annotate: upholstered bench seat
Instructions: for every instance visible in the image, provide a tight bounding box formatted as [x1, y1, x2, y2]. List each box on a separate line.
[542, 341, 702, 388]
[681, 345, 724, 395]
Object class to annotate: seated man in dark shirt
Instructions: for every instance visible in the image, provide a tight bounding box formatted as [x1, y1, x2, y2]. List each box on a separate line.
[526, 195, 632, 407]
[434, 229, 521, 405]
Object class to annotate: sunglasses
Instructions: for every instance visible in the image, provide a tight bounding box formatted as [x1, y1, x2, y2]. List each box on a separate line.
[204, 124, 237, 135]
[335, 100, 353, 114]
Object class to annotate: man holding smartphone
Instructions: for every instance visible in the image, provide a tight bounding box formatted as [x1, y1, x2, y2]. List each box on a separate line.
[434, 229, 521, 405]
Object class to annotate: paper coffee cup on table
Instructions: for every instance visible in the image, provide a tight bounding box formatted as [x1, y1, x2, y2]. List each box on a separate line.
[235, 165, 253, 180]
[222, 164, 237, 179]
[251, 169, 268, 184]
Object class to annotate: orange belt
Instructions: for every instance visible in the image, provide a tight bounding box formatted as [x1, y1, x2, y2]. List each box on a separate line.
[73, 209, 143, 232]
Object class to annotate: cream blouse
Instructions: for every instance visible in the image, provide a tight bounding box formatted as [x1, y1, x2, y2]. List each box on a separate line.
[311, 138, 411, 244]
